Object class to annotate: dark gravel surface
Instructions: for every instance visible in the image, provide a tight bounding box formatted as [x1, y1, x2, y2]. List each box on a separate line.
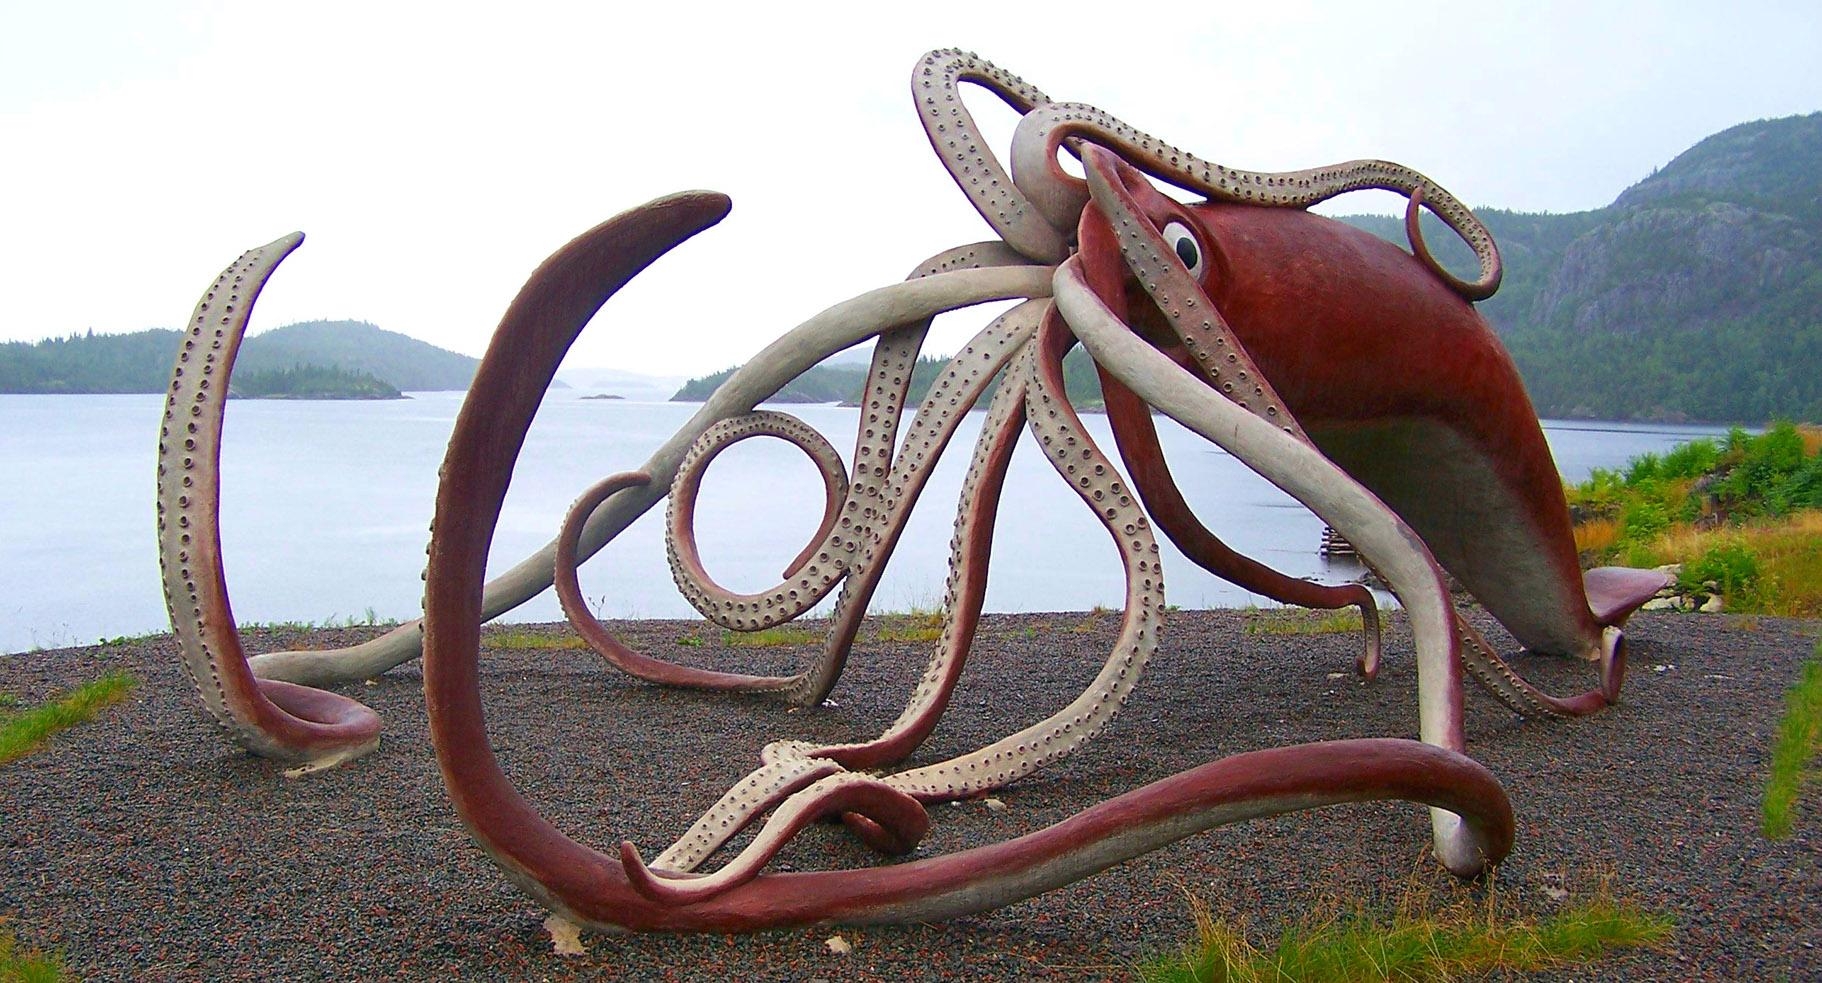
[2, 609, 1818, 981]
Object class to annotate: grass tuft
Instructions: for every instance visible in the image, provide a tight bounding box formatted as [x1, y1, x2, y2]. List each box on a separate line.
[1763, 642, 1822, 839]
[0, 673, 138, 767]
[485, 631, 590, 651]
[1243, 608, 1365, 637]
[0, 925, 70, 982]
[1136, 872, 1671, 983]
[723, 626, 820, 648]
[874, 606, 946, 644]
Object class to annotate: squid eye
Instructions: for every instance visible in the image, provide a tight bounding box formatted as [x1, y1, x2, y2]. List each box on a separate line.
[1161, 221, 1204, 279]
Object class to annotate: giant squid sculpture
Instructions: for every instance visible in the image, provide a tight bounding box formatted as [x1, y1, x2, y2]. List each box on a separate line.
[155, 51, 1670, 933]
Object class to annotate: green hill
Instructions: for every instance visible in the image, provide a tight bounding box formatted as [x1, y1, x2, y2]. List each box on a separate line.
[1340, 112, 1822, 424]
[234, 320, 476, 391]
[0, 320, 476, 394]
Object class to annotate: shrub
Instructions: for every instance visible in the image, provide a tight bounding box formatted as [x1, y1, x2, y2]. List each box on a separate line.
[1680, 540, 1761, 596]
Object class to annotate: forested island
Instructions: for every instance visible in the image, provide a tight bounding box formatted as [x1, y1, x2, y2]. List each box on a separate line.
[230, 364, 403, 400]
[0, 320, 475, 396]
[671, 112, 1821, 425]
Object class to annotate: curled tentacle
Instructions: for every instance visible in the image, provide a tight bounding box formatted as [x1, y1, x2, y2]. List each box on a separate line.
[622, 773, 930, 906]
[1009, 101, 1502, 300]
[156, 233, 381, 772]
[665, 411, 852, 630]
[1457, 617, 1619, 717]
[914, 49, 1065, 262]
[554, 470, 798, 692]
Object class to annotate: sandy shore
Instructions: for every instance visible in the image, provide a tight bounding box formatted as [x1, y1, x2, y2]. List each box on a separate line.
[2, 609, 1817, 981]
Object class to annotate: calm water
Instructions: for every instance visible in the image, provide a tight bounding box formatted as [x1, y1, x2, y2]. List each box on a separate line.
[0, 392, 1727, 653]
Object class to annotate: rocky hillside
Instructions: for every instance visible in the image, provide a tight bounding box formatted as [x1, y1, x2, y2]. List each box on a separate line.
[1347, 112, 1821, 423]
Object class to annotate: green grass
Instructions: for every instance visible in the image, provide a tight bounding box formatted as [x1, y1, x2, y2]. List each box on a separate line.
[1137, 875, 1672, 982]
[1243, 608, 1365, 637]
[874, 606, 946, 644]
[0, 673, 138, 767]
[722, 626, 820, 648]
[485, 630, 590, 651]
[1763, 642, 1822, 839]
[0, 925, 69, 982]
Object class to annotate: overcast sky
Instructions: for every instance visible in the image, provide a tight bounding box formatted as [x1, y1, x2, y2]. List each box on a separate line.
[4, 0, 1818, 377]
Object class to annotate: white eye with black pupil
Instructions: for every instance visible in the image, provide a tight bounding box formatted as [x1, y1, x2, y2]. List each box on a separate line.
[1161, 221, 1204, 279]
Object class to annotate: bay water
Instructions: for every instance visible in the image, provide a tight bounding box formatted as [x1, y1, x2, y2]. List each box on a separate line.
[0, 391, 1725, 654]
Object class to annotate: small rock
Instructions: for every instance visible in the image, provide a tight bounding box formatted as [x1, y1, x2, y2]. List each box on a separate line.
[1542, 885, 1569, 902]
[1700, 594, 1724, 613]
[825, 935, 852, 955]
[543, 913, 588, 956]
[1642, 598, 1677, 611]
[984, 797, 1007, 813]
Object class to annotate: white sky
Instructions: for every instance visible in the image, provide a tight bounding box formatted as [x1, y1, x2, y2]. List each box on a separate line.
[3, 0, 1818, 377]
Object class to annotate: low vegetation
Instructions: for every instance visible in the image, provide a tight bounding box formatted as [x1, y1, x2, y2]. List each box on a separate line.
[485, 630, 591, 651]
[1242, 608, 1364, 637]
[0, 926, 69, 982]
[1137, 874, 1672, 982]
[1567, 422, 1822, 616]
[722, 626, 820, 648]
[873, 607, 945, 644]
[0, 673, 137, 767]
[232, 363, 402, 400]
[1763, 642, 1822, 839]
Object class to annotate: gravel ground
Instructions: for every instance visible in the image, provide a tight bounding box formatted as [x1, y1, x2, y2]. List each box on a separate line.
[2, 608, 1818, 981]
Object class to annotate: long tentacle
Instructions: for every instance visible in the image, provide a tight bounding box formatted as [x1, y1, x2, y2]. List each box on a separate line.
[1053, 257, 1501, 875]
[914, 49, 1065, 263]
[1010, 103, 1501, 300]
[1098, 368, 1384, 677]
[247, 248, 1050, 689]
[156, 233, 381, 773]
[423, 196, 1514, 930]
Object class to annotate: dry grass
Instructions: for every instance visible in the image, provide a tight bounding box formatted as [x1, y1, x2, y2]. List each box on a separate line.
[1573, 516, 1621, 556]
[1797, 423, 1822, 458]
[1632, 511, 1822, 617]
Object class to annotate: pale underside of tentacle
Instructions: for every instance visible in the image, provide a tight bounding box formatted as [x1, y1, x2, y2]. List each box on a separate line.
[155, 232, 380, 772]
